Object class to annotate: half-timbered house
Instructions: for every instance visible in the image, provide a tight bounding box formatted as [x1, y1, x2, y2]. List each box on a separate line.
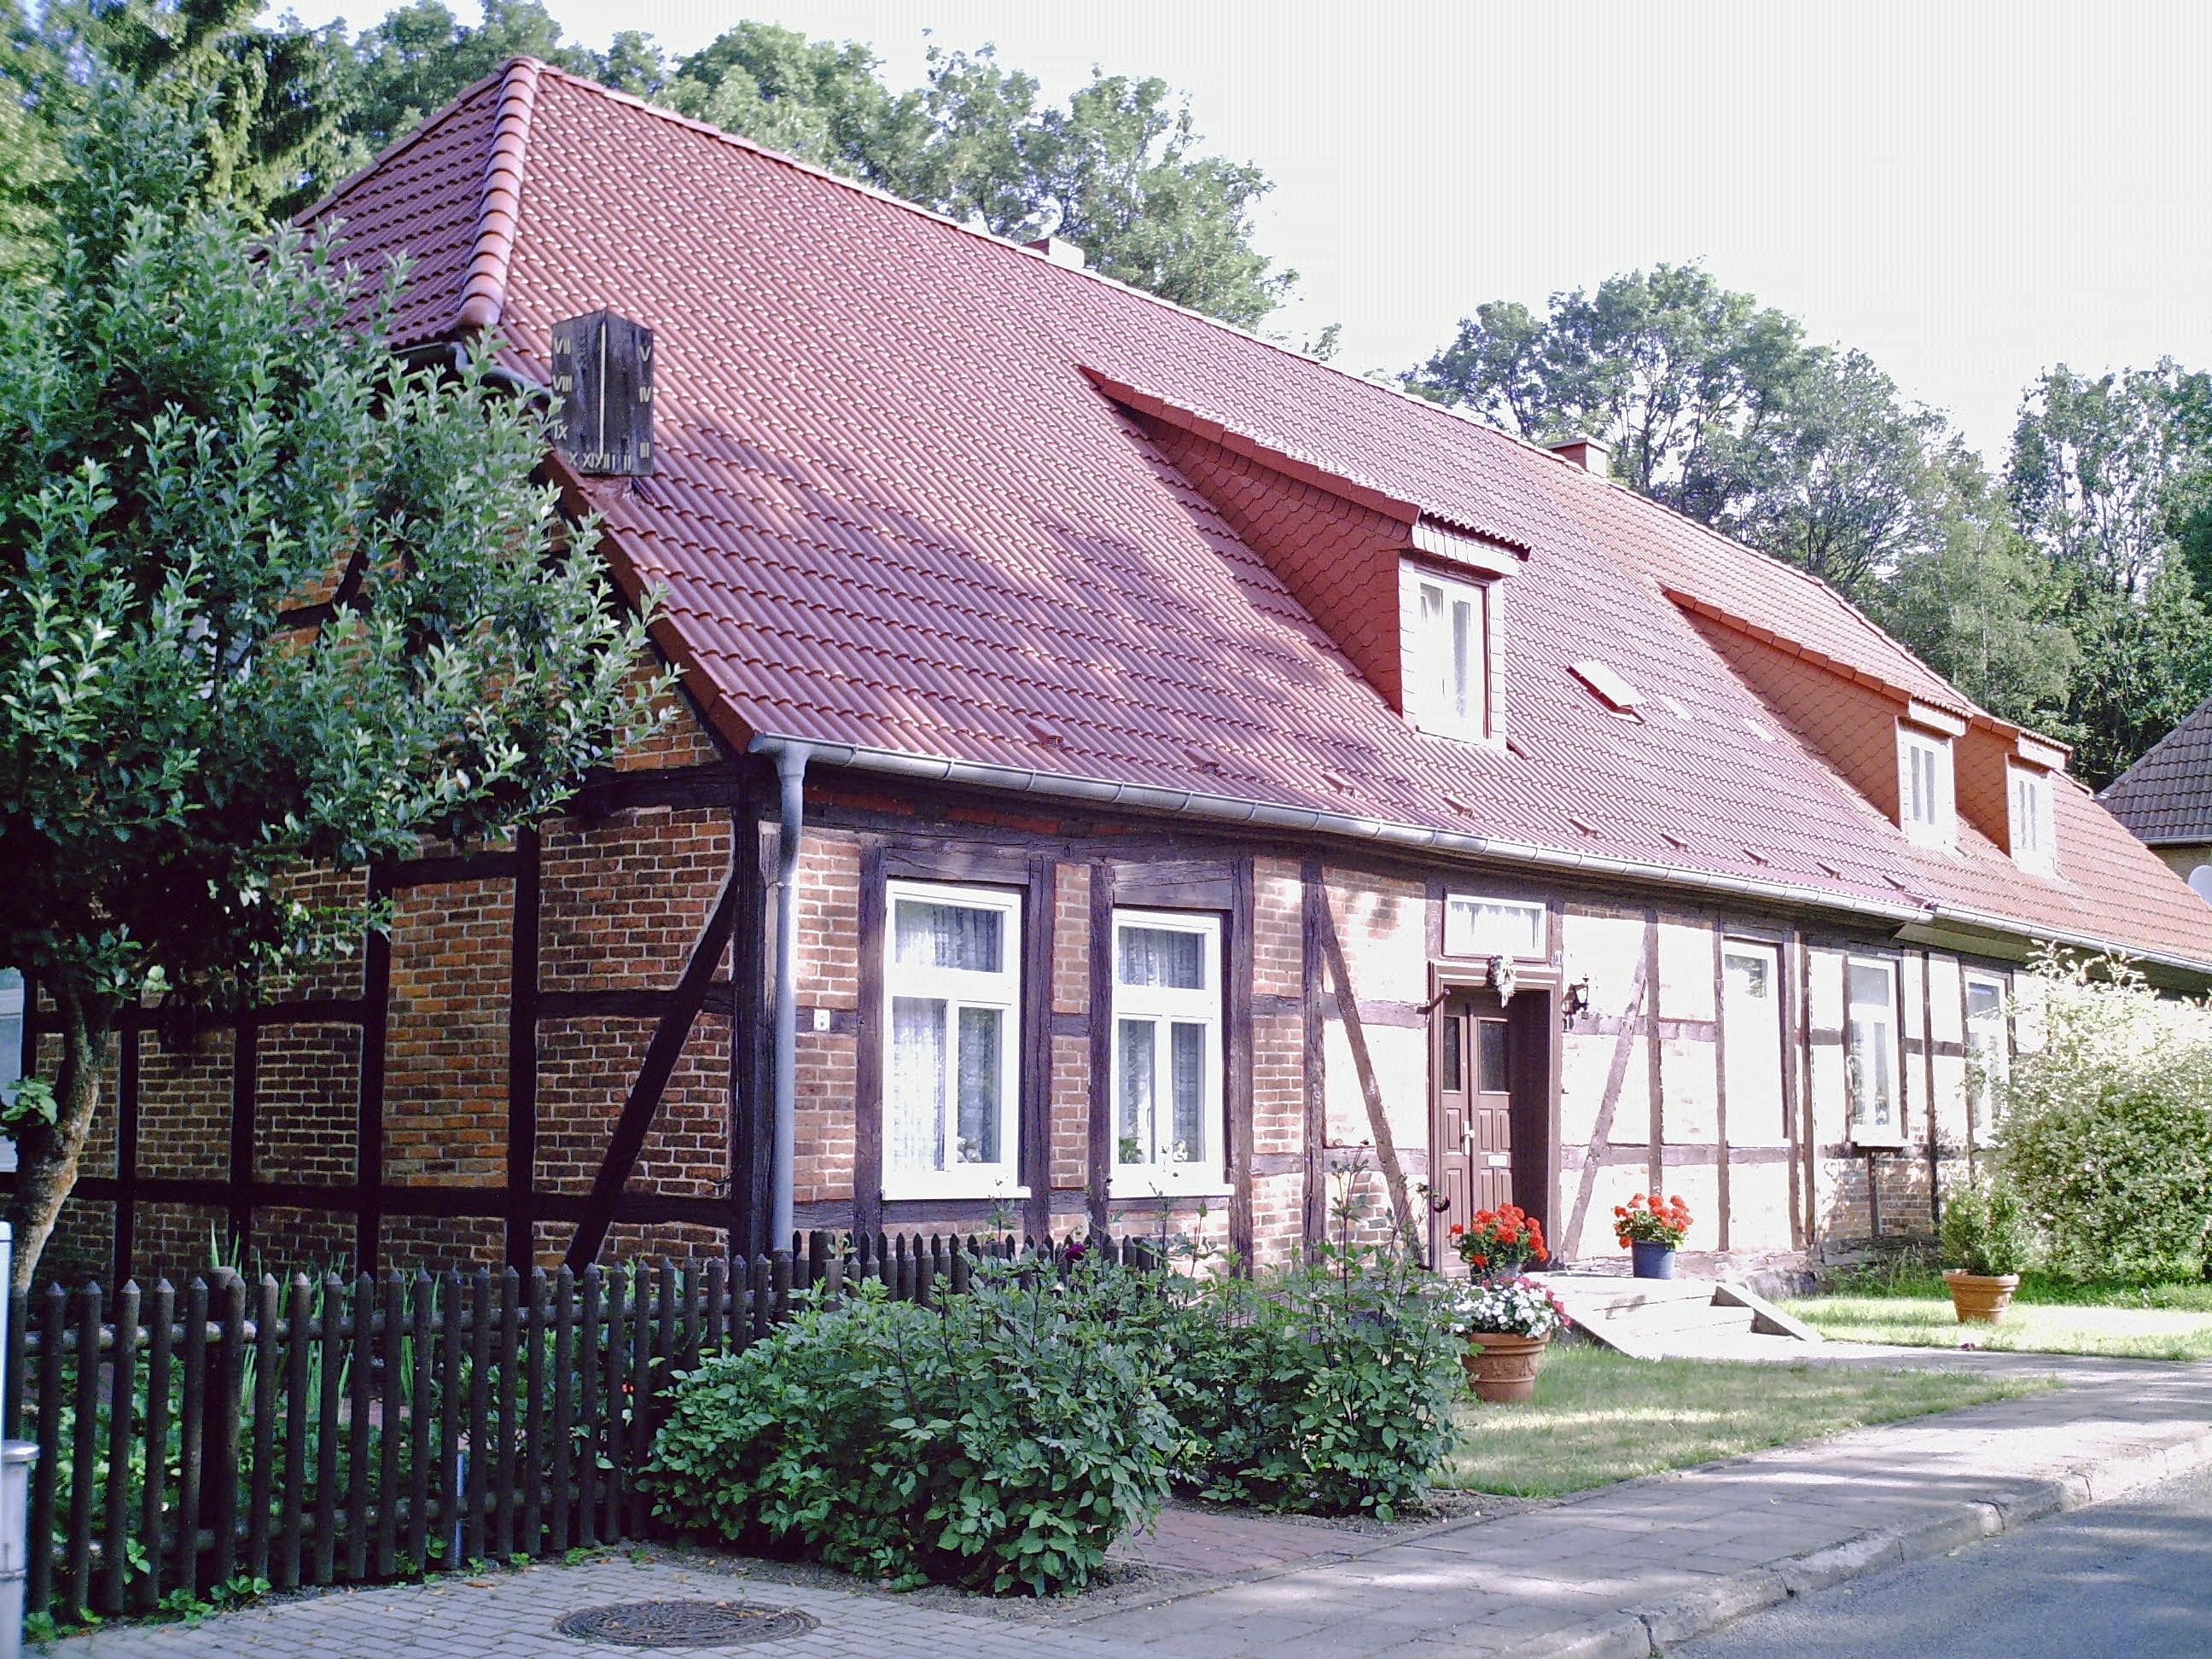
[16, 60, 2212, 1285]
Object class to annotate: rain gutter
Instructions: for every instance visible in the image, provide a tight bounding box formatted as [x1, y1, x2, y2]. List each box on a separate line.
[746, 734, 2212, 981]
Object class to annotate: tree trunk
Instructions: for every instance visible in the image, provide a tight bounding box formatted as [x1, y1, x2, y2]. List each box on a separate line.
[8, 986, 111, 1290]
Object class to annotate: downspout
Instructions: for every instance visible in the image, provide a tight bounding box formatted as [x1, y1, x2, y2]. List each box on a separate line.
[770, 742, 811, 1251]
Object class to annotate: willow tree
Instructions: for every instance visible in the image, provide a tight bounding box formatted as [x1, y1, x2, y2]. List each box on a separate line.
[0, 92, 659, 1284]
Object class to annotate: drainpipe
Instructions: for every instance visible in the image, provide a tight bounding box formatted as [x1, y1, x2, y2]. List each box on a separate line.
[770, 742, 811, 1251]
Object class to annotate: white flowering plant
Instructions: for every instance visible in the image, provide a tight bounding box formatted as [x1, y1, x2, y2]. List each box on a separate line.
[1449, 1276, 1569, 1340]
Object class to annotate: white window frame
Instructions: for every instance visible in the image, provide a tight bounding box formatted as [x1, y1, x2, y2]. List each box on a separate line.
[1109, 910, 1229, 1197]
[1407, 568, 1491, 742]
[1845, 956, 1906, 1147]
[2009, 764, 2056, 873]
[881, 881, 1025, 1202]
[1443, 894, 1547, 960]
[1899, 727, 1954, 848]
[0, 969, 20, 1174]
[1963, 971, 2010, 1138]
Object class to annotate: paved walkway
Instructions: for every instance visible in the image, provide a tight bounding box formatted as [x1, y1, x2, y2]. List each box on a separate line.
[53, 1356, 2212, 1659]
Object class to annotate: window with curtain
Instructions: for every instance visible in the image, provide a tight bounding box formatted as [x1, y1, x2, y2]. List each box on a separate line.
[0, 969, 23, 1175]
[1408, 569, 1489, 742]
[883, 883, 1022, 1198]
[1444, 894, 1545, 959]
[1111, 911, 1225, 1193]
[1965, 974, 2010, 1136]
[1846, 958, 1903, 1144]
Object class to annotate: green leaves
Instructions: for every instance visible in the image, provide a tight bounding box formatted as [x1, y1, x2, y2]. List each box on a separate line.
[0, 86, 658, 1274]
[1996, 952, 2212, 1279]
[649, 1270, 1175, 1596]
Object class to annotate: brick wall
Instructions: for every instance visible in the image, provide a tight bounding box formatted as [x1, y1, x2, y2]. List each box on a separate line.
[384, 876, 511, 1187]
[542, 808, 731, 992]
[254, 1024, 361, 1187]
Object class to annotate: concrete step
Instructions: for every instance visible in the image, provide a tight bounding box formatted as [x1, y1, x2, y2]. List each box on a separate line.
[1536, 1272, 1820, 1361]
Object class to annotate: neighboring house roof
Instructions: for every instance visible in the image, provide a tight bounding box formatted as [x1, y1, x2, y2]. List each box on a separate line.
[2101, 694, 2212, 847]
[300, 60, 2212, 975]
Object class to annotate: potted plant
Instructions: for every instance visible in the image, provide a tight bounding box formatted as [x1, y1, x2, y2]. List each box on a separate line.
[1940, 1178, 2030, 1323]
[1449, 1203, 1546, 1282]
[1453, 1276, 1569, 1402]
[1615, 1192, 1692, 1278]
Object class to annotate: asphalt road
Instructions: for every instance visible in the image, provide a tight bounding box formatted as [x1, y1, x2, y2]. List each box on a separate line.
[1671, 1461, 2212, 1659]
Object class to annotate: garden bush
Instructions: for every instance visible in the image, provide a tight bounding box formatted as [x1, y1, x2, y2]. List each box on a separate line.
[1996, 952, 2212, 1279]
[1155, 1240, 1464, 1521]
[649, 1262, 1175, 1596]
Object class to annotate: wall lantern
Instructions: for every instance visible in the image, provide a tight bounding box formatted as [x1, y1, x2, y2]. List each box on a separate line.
[1561, 975, 1592, 1027]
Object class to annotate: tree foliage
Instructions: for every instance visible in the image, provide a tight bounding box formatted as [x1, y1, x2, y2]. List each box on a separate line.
[665, 30, 1290, 325]
[1998, 952, 2212, 1279]
[0, 90, 658, 1281]
[16, 2, 1290, 327]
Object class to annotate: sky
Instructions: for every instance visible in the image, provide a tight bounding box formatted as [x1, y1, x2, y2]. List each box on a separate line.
[272, 0, 2212, 463]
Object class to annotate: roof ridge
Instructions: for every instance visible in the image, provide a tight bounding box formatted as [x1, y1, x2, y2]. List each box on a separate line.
[455, 58, 543, 331]
[293, 62, 515, 232]
[502, 61, 1627, 465]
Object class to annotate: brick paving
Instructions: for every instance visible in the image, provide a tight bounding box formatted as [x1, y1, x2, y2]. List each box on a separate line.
[52, 1359, 2212, 1659]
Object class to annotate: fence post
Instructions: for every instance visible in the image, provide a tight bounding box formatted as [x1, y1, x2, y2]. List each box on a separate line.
[208, 1273, 246, 1592]
[64, 1283, 100, 1621]
[172, 1279, 207, 1600]
[375, 1272, 403, 1579]
[26, 1284, 61, 1618]
[99, 1281, 138, 1618]
[245, 1275, 278, 1587]
[346, 1273, 375, 1582]
[492, 1268, 520, 1562]
[136, 1280, 173, 1615]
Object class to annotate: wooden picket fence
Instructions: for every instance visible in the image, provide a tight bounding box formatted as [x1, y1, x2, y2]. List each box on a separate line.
[2, 1231, 1155, 1623]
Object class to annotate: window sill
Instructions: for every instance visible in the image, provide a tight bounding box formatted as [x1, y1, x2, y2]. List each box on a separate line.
[1110, 1169, 1233, 1200]
[1848, 1133, 1909, 1151]
[880, 1176, 1030, 1204]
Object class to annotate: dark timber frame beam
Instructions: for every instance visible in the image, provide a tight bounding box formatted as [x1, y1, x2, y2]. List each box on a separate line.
[563, 863, 742, 1270]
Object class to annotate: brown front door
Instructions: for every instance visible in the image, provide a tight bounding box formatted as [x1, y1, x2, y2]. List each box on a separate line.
[1432, 994, 1516, 1260]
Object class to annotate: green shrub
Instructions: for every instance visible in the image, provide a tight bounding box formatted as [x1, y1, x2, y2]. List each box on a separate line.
[1939, 1179, 2031, 1277]
[649, 1264, 1174, 1596]
[1157, 1244, 1464, 1521]
[1997, 952, 2212, 1279]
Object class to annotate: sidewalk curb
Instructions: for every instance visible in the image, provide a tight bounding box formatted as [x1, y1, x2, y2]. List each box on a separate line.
[1608, 1422, 2212, 1656]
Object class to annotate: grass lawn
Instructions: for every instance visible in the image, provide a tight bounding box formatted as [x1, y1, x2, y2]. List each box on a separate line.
[1435, 1343, 2050, 1498]
[1782, 1266, 2212, 1362]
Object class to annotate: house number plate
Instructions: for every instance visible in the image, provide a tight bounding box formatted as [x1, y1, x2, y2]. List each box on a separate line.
[1486, 1154, 1511, 1167]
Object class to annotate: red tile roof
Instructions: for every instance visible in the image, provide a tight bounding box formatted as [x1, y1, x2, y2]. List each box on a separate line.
[303, 61, 2212, 975]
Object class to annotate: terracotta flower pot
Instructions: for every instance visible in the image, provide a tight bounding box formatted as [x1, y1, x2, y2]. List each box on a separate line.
[1463, 1330, 1551, 1403]
[1944, 1269, 2021, 1324]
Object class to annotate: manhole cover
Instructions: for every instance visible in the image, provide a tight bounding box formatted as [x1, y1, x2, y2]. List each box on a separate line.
[555, 1599, 820, 1648]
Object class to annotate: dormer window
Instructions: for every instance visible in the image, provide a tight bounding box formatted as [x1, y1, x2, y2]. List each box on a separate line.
[1899, 725, 1954, 847]
[2010, 764, 2055, 872]
[1406, 567, 1492, 742]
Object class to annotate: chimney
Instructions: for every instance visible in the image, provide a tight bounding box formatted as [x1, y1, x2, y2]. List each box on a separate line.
[1025, 236, 1087, 271]
[1549, 435, 1611, 475]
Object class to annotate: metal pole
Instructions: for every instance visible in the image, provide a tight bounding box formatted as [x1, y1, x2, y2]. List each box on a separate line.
[770, 744, 810, 1252]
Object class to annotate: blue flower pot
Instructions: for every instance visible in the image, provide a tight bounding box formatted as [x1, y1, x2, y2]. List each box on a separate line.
[1631, 1242, 1677, 1279]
